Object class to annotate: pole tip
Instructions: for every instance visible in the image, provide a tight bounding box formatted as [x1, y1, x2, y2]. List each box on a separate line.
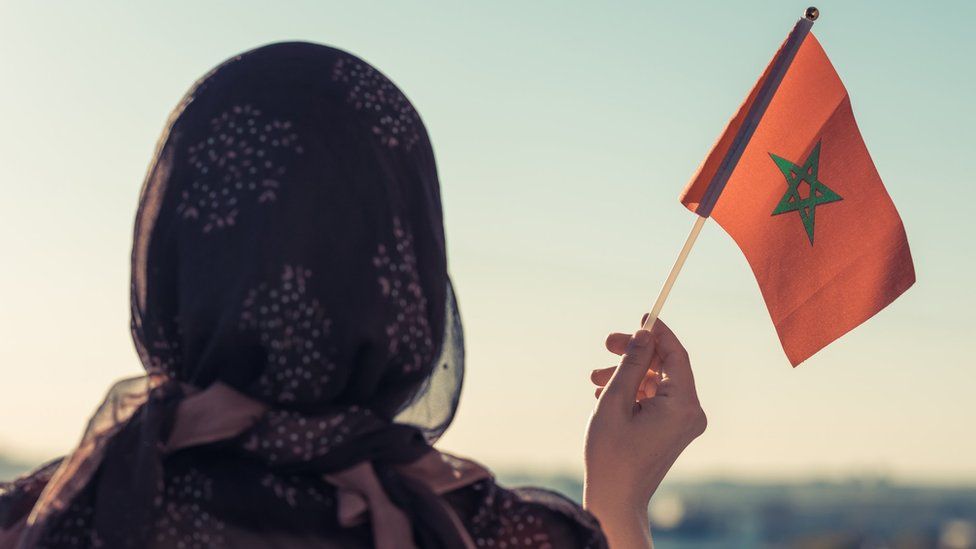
[804, 6, 819, 21]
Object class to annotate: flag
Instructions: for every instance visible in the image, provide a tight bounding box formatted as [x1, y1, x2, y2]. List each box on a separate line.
[680, 22, 915, 366]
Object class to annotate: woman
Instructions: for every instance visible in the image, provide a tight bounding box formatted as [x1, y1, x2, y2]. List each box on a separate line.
[0, 42, 704, 548]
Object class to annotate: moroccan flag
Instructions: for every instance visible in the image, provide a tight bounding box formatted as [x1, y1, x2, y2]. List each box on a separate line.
[680, 17, 915, 366]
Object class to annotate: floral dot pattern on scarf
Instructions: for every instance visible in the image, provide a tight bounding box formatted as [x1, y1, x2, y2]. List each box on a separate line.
[239, 265, 336, 403]
[142, 325, 183, 377]
[332, 58, 421, 150]
[258, 472, 333, 509]
[375, 217, 434, 374]
[241, 407, 382, 466]
[177, 104, 303, 233]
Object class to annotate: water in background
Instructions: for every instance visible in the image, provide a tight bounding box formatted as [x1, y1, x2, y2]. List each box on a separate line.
[499, 471, 976, 549]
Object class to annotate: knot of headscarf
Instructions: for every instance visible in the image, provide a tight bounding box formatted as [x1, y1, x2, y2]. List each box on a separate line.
[163, 382, 490, 549]
[165, 381, 489, 548]
[20, 378, 487, 548]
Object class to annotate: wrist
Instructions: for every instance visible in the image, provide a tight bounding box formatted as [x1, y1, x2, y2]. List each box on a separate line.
[583, 496, 650, 548]
[583, 458, 674, 515]
[583, 485, 647, 517]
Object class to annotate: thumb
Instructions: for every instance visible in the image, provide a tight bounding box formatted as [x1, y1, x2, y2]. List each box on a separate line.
[601, 329, 655, 411]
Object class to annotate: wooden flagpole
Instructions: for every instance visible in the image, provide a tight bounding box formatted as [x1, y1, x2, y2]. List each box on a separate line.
[640, 215, 707, 331]
[639, 7, 819, 333]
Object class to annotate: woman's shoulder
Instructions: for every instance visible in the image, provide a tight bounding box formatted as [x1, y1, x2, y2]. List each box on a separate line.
[445, 479, 608, 549]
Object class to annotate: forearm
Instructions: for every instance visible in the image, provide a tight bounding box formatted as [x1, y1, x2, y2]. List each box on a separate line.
[583, 448, 683, 548]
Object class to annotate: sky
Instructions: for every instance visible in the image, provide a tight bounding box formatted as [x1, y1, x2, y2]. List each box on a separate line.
[0, 0, 974, 484]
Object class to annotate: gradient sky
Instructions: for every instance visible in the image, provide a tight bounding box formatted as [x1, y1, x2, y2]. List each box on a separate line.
[1, 0, 973, 483]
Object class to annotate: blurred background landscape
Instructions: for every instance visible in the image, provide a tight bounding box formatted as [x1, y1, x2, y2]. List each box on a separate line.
[499, 471, 976, 549]
[2, 1, 973, 547]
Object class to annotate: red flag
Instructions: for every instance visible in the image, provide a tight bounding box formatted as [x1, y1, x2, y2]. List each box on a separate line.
[681, 23, 915, 366]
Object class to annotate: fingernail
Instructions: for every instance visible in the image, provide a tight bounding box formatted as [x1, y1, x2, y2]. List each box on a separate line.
[632, 329, 653, 348]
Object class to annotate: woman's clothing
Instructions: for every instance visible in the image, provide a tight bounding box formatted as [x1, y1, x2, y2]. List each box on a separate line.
[0, 42, 607, 548]
[3, 455, 606, 549]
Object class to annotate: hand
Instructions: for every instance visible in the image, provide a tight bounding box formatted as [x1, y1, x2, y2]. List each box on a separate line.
[583, 319, 706, 547]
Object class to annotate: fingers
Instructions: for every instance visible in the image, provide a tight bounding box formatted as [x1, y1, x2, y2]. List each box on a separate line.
[600, 329, 656, 412]
[597, 318, 692, 407]
[604, 309, 652, 353]
[639, 376, 659, 399]
[648, 319, 696, 398]
[592, 371, 659, 400]
[591, 363, 661, 388]
[590, 366, 615, 385]
[605, 332, 632, 356]
[604, 307, 655, 353]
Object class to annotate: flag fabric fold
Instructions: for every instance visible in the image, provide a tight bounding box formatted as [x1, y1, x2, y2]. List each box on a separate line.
[680, 31, 915, 366]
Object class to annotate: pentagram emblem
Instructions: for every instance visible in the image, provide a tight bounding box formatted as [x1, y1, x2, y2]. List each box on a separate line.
[769, 141, 843, 245]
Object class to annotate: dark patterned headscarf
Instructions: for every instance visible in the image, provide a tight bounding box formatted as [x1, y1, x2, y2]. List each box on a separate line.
[0, 42, 606, 549]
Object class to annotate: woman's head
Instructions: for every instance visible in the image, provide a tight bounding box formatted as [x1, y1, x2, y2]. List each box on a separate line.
[131, 42, 461, 435]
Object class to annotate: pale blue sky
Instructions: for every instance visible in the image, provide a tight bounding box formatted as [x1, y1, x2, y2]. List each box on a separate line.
[1, 1, 973, 482]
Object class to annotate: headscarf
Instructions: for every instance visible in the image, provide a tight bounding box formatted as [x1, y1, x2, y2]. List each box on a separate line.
[0, 42, 607, 549]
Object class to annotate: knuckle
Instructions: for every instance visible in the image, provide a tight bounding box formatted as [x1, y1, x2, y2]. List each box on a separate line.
[616, 360, 636, 373]
[671, 401, 706, 435]
[619, 354, 646, 370]
[688, 405, 707, 437]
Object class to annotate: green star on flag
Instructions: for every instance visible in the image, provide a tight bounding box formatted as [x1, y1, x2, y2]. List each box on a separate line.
[769, 141, 843, 245]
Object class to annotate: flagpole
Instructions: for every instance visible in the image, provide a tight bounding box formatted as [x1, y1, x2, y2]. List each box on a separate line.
[639, 6, 819, 333]
[640, 215, 707, 331]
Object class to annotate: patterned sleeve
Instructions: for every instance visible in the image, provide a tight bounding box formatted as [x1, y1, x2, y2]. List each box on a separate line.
[444, 479, 608, 549]
[510, 487, 608, 549]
